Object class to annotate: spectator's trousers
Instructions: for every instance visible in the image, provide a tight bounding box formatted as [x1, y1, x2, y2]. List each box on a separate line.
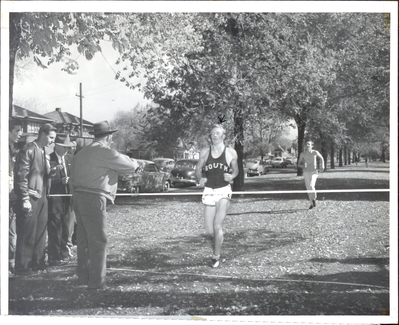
[15, 194, 48, 270]
[48, 196, 73, 261]
[303, 171, 319, 202]
[9, 201, 17, 268]
[73, 191, 107, 288]
[67, 208, 76, 248]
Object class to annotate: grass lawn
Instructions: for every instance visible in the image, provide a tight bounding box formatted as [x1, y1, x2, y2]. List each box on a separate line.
[8, 162, 392, 317]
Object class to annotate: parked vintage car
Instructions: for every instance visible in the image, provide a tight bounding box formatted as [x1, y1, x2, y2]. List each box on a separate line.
[170, 159, 199, 186]
[117, 159, 171, 193]
[284, 157, 296, 165]
[271, 157, 288, 168]
[244, 159, 267, 177]
[153, 158, 175, 172]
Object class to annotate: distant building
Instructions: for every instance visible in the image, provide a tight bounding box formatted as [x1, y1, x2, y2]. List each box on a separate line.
[273, 145, 297, 159]
[43, 107, 94, 138]
[273, 145, 284, 158]
[12, 104, 55, 148]
[175, 140, 199, 160]
[43, 107, 94, 149]
[286, 146, 298, 157]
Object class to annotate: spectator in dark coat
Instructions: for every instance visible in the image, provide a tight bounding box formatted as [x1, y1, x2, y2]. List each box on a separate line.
[48, 134, 75, 266]
[14, 123, 57, 275]
[9, 118, 24, 274]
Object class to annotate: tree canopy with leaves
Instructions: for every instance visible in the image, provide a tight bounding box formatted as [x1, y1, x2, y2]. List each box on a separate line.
[11, 12, 390, 186]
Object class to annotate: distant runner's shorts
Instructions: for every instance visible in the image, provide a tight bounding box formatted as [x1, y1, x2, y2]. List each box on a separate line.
[202, 184, 232, 206]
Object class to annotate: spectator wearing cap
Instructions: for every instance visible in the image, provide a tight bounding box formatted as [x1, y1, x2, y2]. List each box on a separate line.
[14, 123, 57, 275]
[47, 133, 75, 266]
[70, 121, 138, 289]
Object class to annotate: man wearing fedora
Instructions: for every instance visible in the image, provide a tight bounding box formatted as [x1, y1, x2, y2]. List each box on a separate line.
[70, 121, 138, 289]
[48, 133, 75, 266]
[14, 123, 57, 275]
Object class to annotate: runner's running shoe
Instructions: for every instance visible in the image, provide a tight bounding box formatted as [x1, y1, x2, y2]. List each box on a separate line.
[211, 258, 220, 268]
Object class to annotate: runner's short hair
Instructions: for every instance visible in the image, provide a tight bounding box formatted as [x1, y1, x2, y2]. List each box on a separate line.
[305, 139, 314, 144]
[210, 124, 226, 135]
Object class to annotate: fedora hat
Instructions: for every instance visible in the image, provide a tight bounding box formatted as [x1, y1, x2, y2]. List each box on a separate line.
[54, 133, 74, 147]
[89, 121, 117, 136]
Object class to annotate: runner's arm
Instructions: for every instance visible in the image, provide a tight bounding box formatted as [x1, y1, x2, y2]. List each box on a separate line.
[316, 151, 325, 171]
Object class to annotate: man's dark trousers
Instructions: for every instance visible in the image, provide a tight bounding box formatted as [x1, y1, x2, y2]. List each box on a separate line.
[73, 191, 107, 289]
[9, 201, 17, 270]
[15, 192, 48, 271]
[48, 196, 72, 261]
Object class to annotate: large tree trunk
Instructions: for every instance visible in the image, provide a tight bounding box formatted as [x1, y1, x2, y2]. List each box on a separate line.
[9, 13, 22, 117]
[339, 148, 343, 167]
[347, 148, 351, 165]
[320, 136, 328, 171]
[296, 119, 306, 176]
[233, 108, 245, 191]
[344, 146, 347, 165]
[330, 142, 335, 169]
[381, 144, 386, 162]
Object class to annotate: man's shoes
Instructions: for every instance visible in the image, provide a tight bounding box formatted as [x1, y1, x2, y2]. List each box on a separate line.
[15, 268, 39, 276]
[211, 258, 220, 268]
[33, 263, 52, 273]
[49, 260, 67, 267]
[312, 199, 316, 207]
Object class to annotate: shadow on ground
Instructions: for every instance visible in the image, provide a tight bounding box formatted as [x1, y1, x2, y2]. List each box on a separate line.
[9, 264, 389, 316]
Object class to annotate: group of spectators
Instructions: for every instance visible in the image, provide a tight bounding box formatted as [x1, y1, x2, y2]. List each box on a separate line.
[9, 119, 77, 276]
[9, 118, 138, 290]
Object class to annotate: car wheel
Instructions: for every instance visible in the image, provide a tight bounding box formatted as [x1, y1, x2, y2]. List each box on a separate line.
[163, 181, 170, 192]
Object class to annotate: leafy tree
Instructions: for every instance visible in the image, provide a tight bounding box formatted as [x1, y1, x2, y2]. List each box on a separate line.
[10, 13, 107, 116]
[110, 103, 149, 152]
[244, 106, 287, 161]
[307, 13, 390, 169]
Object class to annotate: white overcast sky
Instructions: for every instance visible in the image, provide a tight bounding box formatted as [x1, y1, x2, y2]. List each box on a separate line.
[14, 40, 151, 123]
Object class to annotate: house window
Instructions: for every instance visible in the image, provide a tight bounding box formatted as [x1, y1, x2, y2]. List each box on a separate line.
[26, 122, 41, 134]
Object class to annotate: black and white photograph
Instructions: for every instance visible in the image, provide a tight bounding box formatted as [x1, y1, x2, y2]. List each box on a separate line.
[1, 1, 397, 324]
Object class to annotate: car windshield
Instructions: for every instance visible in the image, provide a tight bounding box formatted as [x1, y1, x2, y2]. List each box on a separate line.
[144, 164, 159, 172]
[176, 161, 195, 168]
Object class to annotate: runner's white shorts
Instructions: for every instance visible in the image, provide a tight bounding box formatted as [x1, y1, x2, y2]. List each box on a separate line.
[202, 184, 232, 206]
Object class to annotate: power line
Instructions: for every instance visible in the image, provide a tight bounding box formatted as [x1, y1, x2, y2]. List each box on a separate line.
[84, 85, 128, 96]
[100, 51, 117, 75]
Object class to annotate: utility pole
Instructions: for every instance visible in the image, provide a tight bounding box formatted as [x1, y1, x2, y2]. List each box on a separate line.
[75, 83, 84, 137]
